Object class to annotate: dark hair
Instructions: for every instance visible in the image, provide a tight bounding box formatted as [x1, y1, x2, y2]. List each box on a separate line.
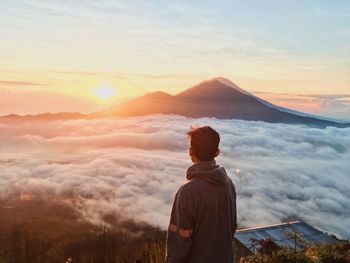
[187, 126, 220, 161]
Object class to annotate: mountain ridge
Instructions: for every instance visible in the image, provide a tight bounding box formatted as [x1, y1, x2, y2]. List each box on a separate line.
[2, 78, 349, 128]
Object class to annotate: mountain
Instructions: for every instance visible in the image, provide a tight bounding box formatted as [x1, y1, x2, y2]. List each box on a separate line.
[1, 112, 85, 120]
[2, 78, 349, 128]
[92, 78, 349, 128]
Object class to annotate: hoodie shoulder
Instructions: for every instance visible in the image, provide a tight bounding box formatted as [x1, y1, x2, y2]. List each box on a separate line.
[178, 178, 203, 195]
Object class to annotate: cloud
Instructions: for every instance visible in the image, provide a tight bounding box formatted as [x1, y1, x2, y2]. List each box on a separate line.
[0, 80, 49, 87]
[0, 115, 349, 238]
[255, 92, 350, 121]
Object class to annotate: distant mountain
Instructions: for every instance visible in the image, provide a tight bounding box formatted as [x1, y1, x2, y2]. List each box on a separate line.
[92, 78, 349, 128]
[2, 78, 349, 128]
[1, 112, 85, 120]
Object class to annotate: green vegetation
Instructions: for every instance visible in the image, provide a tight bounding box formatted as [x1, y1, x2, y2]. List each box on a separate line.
[1, 196, 349, 263]
[0, 196, 166, 263]
[242, 238, 350, 263]
[0, 222, 166, 263]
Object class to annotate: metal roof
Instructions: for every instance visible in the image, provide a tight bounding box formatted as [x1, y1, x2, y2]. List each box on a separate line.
[235, 221, 338, 252]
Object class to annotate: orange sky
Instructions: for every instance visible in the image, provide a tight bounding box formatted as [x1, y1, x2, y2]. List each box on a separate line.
[0, 1, 349, 119]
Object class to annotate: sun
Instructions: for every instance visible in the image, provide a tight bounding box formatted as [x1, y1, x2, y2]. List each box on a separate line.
[94, 86, 116, 100]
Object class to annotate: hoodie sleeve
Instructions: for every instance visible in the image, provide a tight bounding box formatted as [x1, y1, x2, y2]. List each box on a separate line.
[231, 181, 237, 236]
[165, 186, 194, 263]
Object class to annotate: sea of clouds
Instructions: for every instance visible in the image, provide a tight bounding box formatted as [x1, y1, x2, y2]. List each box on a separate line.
[0, 115, 349, 238]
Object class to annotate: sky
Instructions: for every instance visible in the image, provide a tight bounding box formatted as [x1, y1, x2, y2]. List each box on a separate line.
[1, 0, 350, 118]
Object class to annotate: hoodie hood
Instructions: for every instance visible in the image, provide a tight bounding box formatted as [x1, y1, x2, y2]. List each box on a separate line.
[186, 160, 228, 185]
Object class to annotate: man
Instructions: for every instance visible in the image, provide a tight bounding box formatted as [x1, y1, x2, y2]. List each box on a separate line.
[165, 126, 237, 263]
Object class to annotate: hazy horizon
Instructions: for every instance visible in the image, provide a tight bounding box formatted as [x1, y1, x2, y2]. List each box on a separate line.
[1, 78, 350, 122]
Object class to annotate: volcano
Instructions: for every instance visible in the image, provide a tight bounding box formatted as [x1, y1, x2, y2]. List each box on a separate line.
[92, 78, 349, 128]
[3, 78, 349, 127]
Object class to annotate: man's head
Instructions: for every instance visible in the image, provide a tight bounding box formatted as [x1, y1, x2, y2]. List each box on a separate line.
[187, 126, 220, 163]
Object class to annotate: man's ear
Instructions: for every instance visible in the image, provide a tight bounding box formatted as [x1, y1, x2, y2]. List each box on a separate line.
[189, 146, 193, 156]
[215, 148, 220, 157]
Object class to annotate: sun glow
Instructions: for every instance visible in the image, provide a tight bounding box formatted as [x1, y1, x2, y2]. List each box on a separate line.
[94, 86, 116, 100]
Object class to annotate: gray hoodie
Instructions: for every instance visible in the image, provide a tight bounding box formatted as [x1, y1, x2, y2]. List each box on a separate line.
[165, 160, 237, 263]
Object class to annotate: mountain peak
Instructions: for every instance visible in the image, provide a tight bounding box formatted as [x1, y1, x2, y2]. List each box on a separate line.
[175, 78, 251, 100]
[213, 77, 252, 95]
[140, 91, 172, 100]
